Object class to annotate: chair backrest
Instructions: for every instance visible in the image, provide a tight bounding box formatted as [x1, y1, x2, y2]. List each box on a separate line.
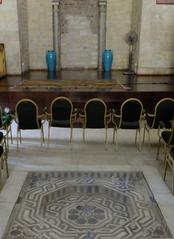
[84, 98, 107, 128]
[15, 99, 40, 129]
[152, 98, 174, 128]
[120, 98, 143, 126]
[50, 97, 73, 122]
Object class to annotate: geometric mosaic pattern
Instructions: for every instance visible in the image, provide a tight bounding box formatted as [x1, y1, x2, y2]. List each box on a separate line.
[3, 171, 172, 239]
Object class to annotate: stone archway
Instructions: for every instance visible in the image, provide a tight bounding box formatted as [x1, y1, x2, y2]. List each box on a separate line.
[52, 0, 107, 70]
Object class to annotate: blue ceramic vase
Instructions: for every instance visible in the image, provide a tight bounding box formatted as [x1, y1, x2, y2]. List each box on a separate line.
[46, 50, 57, 72]
[102, 49, 113, 71]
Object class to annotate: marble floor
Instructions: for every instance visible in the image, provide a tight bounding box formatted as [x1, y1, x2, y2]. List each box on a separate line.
[0, 121, 174, 238]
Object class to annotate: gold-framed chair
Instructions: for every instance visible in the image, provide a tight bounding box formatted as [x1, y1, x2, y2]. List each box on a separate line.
[47, 96, 77, 146]
[0, 132, 9, 189]
[79, 98, 111, 148]
[0, 106, 13, 150]
[15, 99, 45, 150]
[143, 98, 174, 147]
[157, 119, 174, 161]
[164, 146, 174, 195]
[112, 98, 144, 151]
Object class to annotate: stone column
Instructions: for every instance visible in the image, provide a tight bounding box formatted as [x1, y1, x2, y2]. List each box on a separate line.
[52, 0, 61, 70]
[98, 0, 107, 70]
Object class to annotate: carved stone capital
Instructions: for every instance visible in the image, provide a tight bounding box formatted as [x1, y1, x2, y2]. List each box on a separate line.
[99, 0, 107, 7]
[52, 0, 60, 6]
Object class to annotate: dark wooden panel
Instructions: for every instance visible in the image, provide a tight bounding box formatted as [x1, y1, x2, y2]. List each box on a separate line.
[0, 70, 174, 113]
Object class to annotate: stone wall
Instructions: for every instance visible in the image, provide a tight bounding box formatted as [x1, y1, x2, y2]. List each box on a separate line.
[0, 0, 133, 72]
[28, 0, 133, 70]
[131, 0, 142, 72]
[0, 0, 21, 74]
[27, 0, 53, 70]
[107, 0, 132, 69]
[138, 0, 174, 74]
[60, 0, 98, 69]
[17, 0, 29, 72]
[1, 0, 174, 74]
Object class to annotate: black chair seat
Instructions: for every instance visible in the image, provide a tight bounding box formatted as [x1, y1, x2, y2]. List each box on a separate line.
[0, 145, 3, 157]
[161, 131, 174, 144]
[120, 121, 140, 129]
[81, 98, 109, 146]
[19, 119, 42, 130]
[147, 98, 174, 129]
[15, 99, 44, 150]
[86, 124, 105, 129]
[48, 97, 75, 145]
[112, 98, 144, 151]
[51, 119, 70, 127]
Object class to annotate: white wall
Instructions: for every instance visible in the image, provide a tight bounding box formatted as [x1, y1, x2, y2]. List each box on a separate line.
[17, 0, 29, 72]
[131, 0, 142, 72]
[107, 0, 132, 69]
[1, 0, 174, 74]
[0, 0, 21, 74]
[27, 0, 53, 70]
[138, 0, 174, 74]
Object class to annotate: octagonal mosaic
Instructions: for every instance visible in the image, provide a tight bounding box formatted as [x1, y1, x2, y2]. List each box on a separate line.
[3, 171, 172, 239]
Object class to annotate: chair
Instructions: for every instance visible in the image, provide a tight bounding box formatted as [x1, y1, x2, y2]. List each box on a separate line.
[47, 97, 77, 146]
[156, 119, 174, 161]
[112, 98, 144, 151]
[80, 98, 111, 147]
[143, 98, 174, 146]
[164, 147, 174, 195]
[0, 106, 13, 149]
[0, 132, 9, 189]
[15, 99, 45, 150]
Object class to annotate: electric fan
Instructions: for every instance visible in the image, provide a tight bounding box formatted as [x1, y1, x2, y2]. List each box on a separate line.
[124, 31, 138, 75]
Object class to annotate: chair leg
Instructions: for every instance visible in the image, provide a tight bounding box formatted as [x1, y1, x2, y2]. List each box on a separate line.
[1, 157, 3, 170]
[0, 157, 1, 190]
[147, 130, 151, 149]
[114, 129, 118, 151]
[135, 129, 138, 144]
[6, 128, 9, 152]
[163, 144, 169, 162]
[172, 166, 174, 195]
[10, 124, 13, 144]
[19, 129, 22, 144]
[105, 128, 108, 150]
[4, 154, 9, 178]
[135, 129, 142, 151]
[143, 126, 151, 149]
[42, 126, 45, 144]
[17, 127, 19, 151]
[156, 137, 161, 160]
[4, 136, 7, 151]
[83, 128, 86, 144]
[142, 125, 146, 144]
[48, 126, 50, 147]
[138, 129, 142, 151]
[113, 128, 116, 144]
[70, 127, 73, 144]
[41, 126, 44, 146]
[163, 157, 168, 181]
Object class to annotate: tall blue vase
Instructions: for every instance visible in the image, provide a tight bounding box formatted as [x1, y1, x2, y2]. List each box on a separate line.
[102, 49, 113, 71]
[46, 50, 57, 72]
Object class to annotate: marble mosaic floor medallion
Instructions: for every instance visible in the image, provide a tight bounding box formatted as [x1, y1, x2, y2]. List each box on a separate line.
[3, 171, 172, 239]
